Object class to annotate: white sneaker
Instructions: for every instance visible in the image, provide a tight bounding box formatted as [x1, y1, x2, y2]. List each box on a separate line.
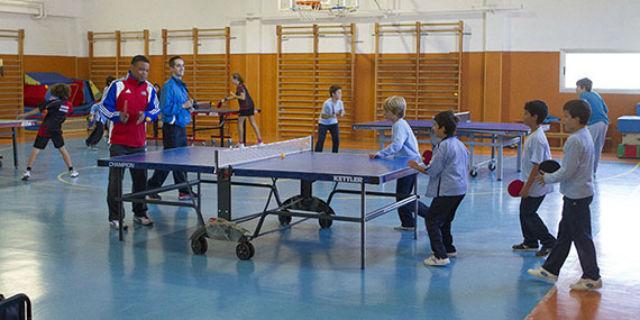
[69, 170, 79, 178]
[527, 267, 558, 283]
[257, 142, 265, 146]
[232, 143, 245, 149]
[109, 220, 128, 230]
[21, 170, 31, 181]
[570, 278, 602, 291]
[423, 255, 450, 267]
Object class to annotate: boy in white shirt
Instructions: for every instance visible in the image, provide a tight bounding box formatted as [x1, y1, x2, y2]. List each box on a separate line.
[528, 99, 602, 291]
[512, 100, 556, 257]
[315, 85, 345, 153]
[370, 96, 429, 231]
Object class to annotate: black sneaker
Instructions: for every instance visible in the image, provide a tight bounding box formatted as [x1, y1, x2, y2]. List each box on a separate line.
[536, 247, 552, 257]
[512, 243, 538, 251]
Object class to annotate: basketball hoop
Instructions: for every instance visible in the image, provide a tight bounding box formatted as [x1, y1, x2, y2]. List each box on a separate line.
[292, 0, 322, 21]
[293, 0, 322, 10]
[328, 5, 356, 18]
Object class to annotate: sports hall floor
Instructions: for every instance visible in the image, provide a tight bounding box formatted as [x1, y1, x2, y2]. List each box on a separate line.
[1, 136, 639, 319]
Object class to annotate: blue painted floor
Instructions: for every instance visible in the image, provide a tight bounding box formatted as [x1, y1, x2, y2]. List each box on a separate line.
[0, 138, 638, 319]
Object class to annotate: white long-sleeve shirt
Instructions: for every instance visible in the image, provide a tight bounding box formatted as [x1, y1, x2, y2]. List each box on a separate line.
[543, 127, 594, 199]
[424, 136, 469, 197]
[375, 118, 420, 160]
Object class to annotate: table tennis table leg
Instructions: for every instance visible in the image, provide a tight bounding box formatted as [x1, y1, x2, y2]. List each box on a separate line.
[413, 175, 418, 240]
[191, 114, 197, 145]
[468, 133, 475, 173]
[491, 134, 496, 165]
[12, 127, 18, 168]
[360, 182, 366, 270]
[196, 172, 204, 225]
[219, 114, 225, 147]
[516, 134, 523, 172]
[497, 138, 504, 181]
[217, 168, 232, 220]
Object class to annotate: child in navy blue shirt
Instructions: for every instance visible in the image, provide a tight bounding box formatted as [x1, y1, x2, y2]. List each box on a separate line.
[409, 111, 469, 267]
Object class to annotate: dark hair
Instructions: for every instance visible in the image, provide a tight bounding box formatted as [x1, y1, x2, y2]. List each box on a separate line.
[433, 110, 459, 137]
[49, 83, 71, 100]
[524, 100, 549, 125]
[168, 55, 183, 67]
[232, 73, 244, 84]
[563, 99, 592, 125]
[329, 85, 341, 96]
[576, 77, 593, 91]
[130, 55, 150, 65]
[105, 75, 116, 87]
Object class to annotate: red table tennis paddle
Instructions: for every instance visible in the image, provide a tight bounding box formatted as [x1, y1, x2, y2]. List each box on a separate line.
[422, 150, 433, 165]
[508, 179, 524, 197]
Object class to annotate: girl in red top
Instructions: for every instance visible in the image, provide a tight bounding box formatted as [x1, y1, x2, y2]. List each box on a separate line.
[223, 73, 263, 147]
[18, 83, 78, 181]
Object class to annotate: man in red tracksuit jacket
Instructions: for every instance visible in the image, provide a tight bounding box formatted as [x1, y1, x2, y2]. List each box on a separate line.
[100, 55, 160, 230]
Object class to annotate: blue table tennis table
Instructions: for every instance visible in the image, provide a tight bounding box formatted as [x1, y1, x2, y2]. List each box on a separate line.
[353, 115, 533, 181]
[97, 137, 420, 269]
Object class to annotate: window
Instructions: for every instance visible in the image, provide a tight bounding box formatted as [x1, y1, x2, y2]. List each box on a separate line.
[561, 51, 640, 93]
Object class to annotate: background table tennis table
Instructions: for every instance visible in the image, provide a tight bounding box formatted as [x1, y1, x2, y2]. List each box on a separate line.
[97, 136, 420, 269]
[190, 108, 261, 146]
[353, 113, 532, 181]
[0, 119, 36, 168]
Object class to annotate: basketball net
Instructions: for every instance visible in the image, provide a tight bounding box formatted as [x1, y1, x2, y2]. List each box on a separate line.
[291, 0, 356, 21]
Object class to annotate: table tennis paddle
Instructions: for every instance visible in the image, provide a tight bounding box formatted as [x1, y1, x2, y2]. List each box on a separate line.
[539, 160, 560, 174]
[422, 150, 433, 165]
[508, 179, 524, 197]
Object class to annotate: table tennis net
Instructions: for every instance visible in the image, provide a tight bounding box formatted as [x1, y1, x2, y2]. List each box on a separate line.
[215, 136, 312, 168]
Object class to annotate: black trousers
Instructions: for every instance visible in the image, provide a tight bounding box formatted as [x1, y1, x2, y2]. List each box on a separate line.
[543, 196, 600, 280]
[148, 124, 189, 193]
[396, 174, 430, 228]
[85, 122, 104, 146]
[519, 196, 556, 248]
[315, 123, 339, 153]
[107, 144, 147, 221]
[425, 195, 465, 259]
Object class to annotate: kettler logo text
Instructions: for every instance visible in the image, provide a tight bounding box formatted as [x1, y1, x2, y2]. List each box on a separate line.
[108, 162, 135, 168]
[333, 176, 363, 183]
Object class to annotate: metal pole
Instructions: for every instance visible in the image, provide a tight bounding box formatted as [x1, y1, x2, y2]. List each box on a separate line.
[360, 182, 366, 269]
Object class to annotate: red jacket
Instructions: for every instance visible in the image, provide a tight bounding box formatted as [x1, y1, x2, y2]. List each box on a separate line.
[100, 74, 160, 147]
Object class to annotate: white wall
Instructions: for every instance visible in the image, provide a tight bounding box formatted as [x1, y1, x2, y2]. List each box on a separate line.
[1, 0, 639, 56]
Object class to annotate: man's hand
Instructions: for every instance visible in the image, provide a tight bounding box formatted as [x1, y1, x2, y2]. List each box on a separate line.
[535, 173, 545, 185]
[369, 153, 378, 159]
[182, 99, 194, 109]
[136, 111, 146, 125]
[120, 111, 129, 124]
